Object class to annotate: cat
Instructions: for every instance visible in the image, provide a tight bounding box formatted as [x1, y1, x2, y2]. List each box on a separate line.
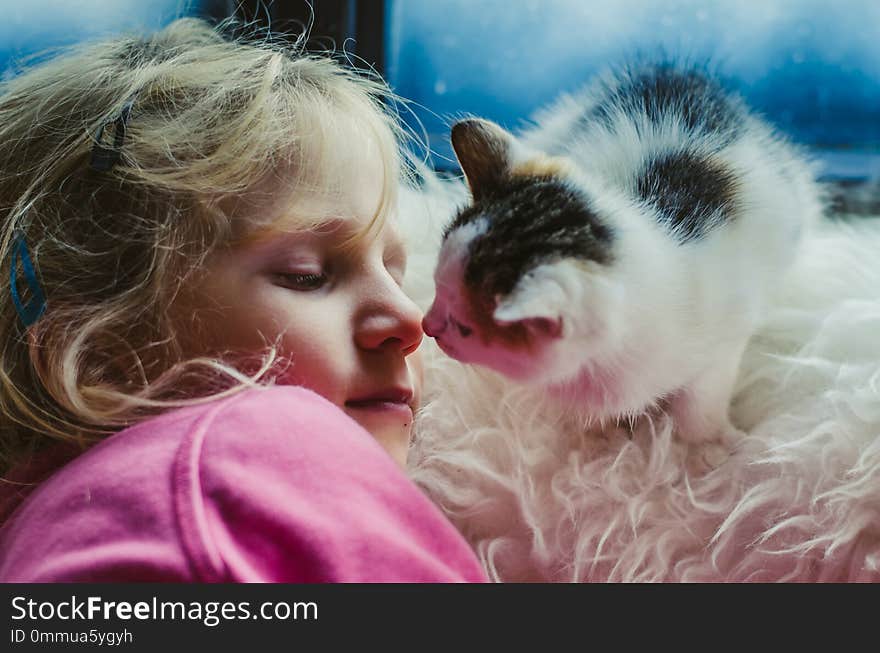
[422, 62, 823, 450]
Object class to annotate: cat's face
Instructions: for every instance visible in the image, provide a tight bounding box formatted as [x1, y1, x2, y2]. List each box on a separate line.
[423, 119, 620, 384]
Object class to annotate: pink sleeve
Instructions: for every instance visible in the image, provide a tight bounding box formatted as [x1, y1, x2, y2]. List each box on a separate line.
[0, 386, 486, 583]
[175, 387, 487, 582]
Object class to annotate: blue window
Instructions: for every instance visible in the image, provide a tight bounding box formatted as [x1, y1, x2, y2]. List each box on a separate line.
[5, 1, 877, 182]
[0, 0, 201, 77]
[384, 0, 880, 181]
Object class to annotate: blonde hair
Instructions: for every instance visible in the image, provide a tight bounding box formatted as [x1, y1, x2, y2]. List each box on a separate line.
[0, 17, 407, 473]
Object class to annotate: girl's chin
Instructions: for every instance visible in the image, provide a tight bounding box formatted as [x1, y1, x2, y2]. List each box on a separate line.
[344, 410, 412, 469]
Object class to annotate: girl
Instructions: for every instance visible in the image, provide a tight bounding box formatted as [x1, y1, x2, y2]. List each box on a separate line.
[0, 18, 486, 582]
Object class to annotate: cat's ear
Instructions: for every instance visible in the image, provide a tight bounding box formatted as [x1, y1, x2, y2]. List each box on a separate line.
[451, 119, 516, 201]
[494, 301, 564, 339]
[492, 269, 566, 340]
[494, 259, 625, 345]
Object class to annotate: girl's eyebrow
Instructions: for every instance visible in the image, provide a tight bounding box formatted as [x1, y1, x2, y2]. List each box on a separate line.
[243, 218, 406, 261]
[239, 217, 354, 249]
[311, 217, 356, 235]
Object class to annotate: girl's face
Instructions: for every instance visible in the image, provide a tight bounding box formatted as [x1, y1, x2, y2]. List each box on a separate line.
[176, 154, 423, 468]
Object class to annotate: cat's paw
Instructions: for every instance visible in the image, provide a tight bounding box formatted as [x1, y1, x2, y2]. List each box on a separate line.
[683, 424, 744, 475]
[675, 413, 746, 447]
[684, 442, 726, 476]
[716, 423, 747, 448]
[699, 442, 730, 470]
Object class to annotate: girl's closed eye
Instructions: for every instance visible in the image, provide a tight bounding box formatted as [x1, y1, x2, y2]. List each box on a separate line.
[276, 271, 328, 291]
[270, 258, 330, 291]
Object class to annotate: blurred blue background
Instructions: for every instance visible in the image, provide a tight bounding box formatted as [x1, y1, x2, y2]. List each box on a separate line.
[0, 0, 194, 74]
[2, 0, 878, 181]
[385, 0, 880, 178]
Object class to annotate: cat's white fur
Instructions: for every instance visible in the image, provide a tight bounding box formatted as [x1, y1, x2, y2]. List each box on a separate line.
[424, 86, 824, 451]
[399, 172, 880, 582]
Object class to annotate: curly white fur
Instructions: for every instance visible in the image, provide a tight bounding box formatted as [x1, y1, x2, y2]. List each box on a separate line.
[399, 175, 880, 582]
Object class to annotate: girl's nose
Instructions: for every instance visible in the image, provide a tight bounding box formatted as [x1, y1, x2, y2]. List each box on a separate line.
[356, 292, 424, 355]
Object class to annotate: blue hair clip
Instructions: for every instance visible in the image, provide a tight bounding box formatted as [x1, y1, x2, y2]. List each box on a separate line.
[10, 231, 46, 327]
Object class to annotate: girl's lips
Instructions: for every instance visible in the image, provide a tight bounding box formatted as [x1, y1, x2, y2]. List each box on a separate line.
[344, 400, 414, 420]
[345, 387, 415, 420]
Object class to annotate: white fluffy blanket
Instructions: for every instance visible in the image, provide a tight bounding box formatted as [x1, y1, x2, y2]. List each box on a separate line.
[400, 173, 880, 582]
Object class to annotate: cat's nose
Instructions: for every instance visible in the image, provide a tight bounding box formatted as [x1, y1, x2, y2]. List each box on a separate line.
[422, 304, 448, 338]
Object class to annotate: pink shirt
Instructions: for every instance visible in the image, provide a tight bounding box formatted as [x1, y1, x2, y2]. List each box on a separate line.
[0, 386, 487, 583]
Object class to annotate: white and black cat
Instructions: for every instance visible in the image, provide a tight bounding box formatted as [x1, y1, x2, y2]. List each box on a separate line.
[422, 62, 823, 448]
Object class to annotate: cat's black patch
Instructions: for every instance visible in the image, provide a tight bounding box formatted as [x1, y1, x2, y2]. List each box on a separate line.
[446, 176, 614, 298]
[587, 64, 743, 139]
[637, 151, 739, 242]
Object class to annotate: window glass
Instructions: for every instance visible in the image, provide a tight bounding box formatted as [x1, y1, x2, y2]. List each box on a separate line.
[0, 0, 197, 78]
[386, 0, 880, 179]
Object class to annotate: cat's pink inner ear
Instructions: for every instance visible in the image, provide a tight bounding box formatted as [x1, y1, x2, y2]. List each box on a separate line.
[451, 119, 513, 201]
[522, 316, 563, 339]
[494, 307, 564, 340]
